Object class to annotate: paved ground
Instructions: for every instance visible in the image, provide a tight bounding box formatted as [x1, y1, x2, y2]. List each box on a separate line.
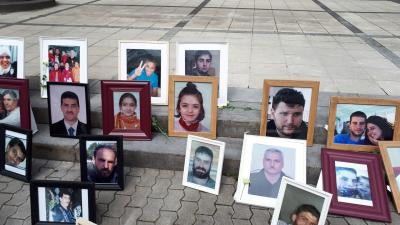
[0, 159, 399, 225]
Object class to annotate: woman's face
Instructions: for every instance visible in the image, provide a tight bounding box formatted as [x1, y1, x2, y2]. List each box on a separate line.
[179, 94, 201, 124]
[120, 97, 136, 116]
[367, 123, 383, 141]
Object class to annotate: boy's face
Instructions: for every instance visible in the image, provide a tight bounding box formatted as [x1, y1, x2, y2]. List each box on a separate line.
[145, 62, 156, 76]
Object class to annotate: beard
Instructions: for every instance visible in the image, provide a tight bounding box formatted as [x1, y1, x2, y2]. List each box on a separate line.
[193, 166, 210, 179]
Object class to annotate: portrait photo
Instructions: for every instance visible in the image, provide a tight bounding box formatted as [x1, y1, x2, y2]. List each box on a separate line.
[379, 141, 400, 213]
[260, 80, 319, 146]
[40, 37, 88, 98]
[0, 78, 30, 129]
[47, 83, 90, 138]
[101, 80, 151, 140]
[176, 42, 228, 106]
[182, 135, 225, 195]
[321, 148, 391, 222]
[234, 134, 306, 208]
[30, 180, 96, 225]
[0, 124, 32, 182]
[118, 41, 169, 105]
[80, 135, 124, 190]
[327, 97, 400, 151]
[0, 37, 24, 78]
[168, 76, 218, 139]
[270, 177, 332, 225]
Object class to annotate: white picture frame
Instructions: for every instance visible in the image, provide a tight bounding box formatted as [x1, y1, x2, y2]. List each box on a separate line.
[118, 41, 169, 105]
[271, 177, 332, 225]
[176, 42, 228, 107]
[0, 36, 24, 78]
[234, 134, 307, 208]
[182, 135, 225, 195]
[39, 37, 88, 98]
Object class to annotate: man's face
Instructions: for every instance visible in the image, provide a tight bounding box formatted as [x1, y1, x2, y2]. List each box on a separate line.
[0, 53, 11, 69]
[292, 211, 319, 225]
[196, 54, 211, 73]
[3, 94, 17, 112]
[336, 169, 357, 197]
[5, 145, 25, 166]
[271, 102, 304, 138]
[61, 98, 79, 123]
[263, 151, 283, 176]
[59, 193, 71, 209]
[349, 116, 366, 138]
[93, 148, 117, 178]
[357, 177, 371, 198]
[192, 152, 212, 179]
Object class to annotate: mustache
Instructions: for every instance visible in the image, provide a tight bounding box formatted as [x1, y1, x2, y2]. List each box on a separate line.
[195, 167, 206, 173]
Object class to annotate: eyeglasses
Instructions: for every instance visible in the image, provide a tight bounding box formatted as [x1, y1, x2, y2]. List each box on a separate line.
[0, 55, 10, 59]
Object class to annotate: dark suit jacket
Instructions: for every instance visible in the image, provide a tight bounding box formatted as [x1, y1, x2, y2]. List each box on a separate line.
[50, 119, 88, 137]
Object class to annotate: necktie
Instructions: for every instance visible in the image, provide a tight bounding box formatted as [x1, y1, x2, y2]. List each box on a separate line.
[68, 127, 75, 136]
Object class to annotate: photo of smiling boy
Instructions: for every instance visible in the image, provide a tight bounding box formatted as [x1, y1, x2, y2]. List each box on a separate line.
[128, 58, 159, 97]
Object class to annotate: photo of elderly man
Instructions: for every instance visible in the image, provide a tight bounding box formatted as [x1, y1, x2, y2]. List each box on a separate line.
[0, 89, 20, 127]
[0, 46, 17, 77]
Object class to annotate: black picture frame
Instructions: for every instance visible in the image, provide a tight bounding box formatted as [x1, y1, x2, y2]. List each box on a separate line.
[0, 123, 32, 182]
[47, 82, 91, 138]
[30, 180, 96, 225]
[80, 135, 124, 190]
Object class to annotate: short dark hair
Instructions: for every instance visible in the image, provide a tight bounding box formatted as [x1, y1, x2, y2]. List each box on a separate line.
[272, 88, 305, 110]
[7, 137, 26, 156]
[59, 188, 72, 198]
[2, 89, 18, 100]
[195, 50, 212, 61]
[195, 146, 213, 162]
[93, 144, 117, 159]
[336, 167, 357, 176]
[293, 204, 320, 221]
[175, 82, 205, 121]
[60, 91, 79, 107]
[144, 57, 157, 65]
[119, 93, 137, 107]
[349, 111, 366, 122]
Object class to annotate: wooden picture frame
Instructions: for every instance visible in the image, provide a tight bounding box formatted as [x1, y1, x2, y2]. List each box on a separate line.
[30, 180, 96, 225]
[270, 177, 332, 225]
[47, 82, 91, 138]
[233, 134, 307, 208]
[327, 97, 400, 152]
[182, 135, 225, 195]
[0, 123, 32, 182]
[39, 37, 88, 98]
[321, 148, 391, 222]
[80, 135, 124, 190]
[168, 75, 218, 139]
[101, 80, 152, 140]
[175, 42, 229, 107]
[0, 78, 30, 129]
[0, 36, 24, 78]
[379, 141, 400, 213]
[260, 80, 319, 146]
[118, 40, 169, 105]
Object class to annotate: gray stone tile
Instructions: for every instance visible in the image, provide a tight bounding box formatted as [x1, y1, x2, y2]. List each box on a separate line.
[158, 170, 174, 179]
[213, 205, 234, 225]
[128, 186, 152, 208]
[328, 216, 349, 225]
[97, 191, 116, 204]
[100, 216, 119, 225]
[182, 188, 201, 202]
[138, 169, 159, 187]
[6, 184, 29, 206]
[150, 178, 171, 199]
[169, 171, 184, 190]
[10, 200, 30, 220]
[0, 175, 14, 183]
[194, 215, 214, 225]
[250, 208, 270, 225]
[96, 203, 108, 224]
[0, 205, 18, 225]
[120, 207, 142, 225]
[22, 217, 31, 225]
[155, 211, 177, 225]
[344, 217, 367, 225]
[0, 193, 13, 206]
[118, 176, 139, 196]
[216, 185, 235, 206]
[221, 176, 236, 185]
[232, 219, 251, 225]
[232, 203, 252, 219]
[1, 180, 24, 194]
[5, 218, 24, 225]
[0, 182, 8, 191]
[104, 194, 131, 217]
[176, 201, 198, 225]
[162, 189, 184, 211]
[197, 192, 217, 215]
[140, 198, 163, 222]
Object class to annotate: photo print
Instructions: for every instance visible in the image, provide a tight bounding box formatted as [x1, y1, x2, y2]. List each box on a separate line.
[0, 37, 24, 78]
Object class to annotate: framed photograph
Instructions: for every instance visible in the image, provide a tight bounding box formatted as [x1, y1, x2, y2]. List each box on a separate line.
[233, 134, 307, 208]
[101, 80, 152, 140]
[327, 97, 400, 152]
[47, 82, 91, 138]
[260, 80, 319, 146]
[176, 42, 228, 106]
[271, 177, 332, 225]
[40, 37, 88, 98]
[80, 135, 124, 190]
[0, 37, 24, 78]
[30, 180, 96, 225]
[118, 41, 169, 105]
[168, 75, 218, 139]
[378, 141, 400, 213]
[321, 148, 391, 222]
[76, 218, 97, 225]
[0, 124, 32, 182]
[0, 78, 30, 129]
[182, 135, 225, 195]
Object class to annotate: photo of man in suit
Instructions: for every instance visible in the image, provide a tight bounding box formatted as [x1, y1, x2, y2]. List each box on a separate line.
[50, 91, 87, 137]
